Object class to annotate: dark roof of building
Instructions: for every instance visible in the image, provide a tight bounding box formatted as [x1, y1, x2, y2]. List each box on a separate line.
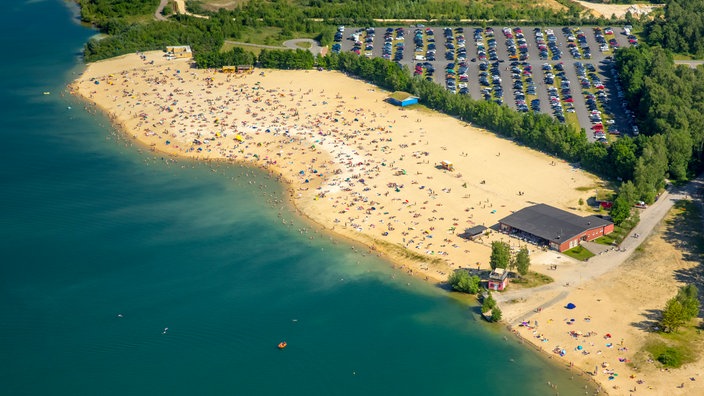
[464, 225, 487, 236]
[499, 204, 612, 244]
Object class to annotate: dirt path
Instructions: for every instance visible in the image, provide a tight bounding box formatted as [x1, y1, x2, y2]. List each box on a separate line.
[154, 0, 168, 21]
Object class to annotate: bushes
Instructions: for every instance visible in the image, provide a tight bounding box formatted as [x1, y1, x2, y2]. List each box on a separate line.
[259, 49, 315, 69]
[447, 270, 481, 294]
[656, 348, 683, 367]
[481, 292, 502, 322]
[194, 47, 256, 69]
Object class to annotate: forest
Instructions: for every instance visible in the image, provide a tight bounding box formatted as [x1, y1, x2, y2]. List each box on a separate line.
[78, 0, 159, 24]
[615, 45, 704, 182]
[80, 0, 627, 64]
[643, 0, 704, 57]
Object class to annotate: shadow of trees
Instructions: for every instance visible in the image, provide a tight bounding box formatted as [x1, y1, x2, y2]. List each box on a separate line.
[630, 309, 662, 332]
[661, 193, 704, 319]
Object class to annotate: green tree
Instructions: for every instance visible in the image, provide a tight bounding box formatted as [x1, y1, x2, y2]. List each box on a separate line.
[447, 270, 481, 294]
[666, 129, 693, 180]
[514, 246, 531, 276]
[609, 137, 638, 180]
[676, 284, 700, 319]
[491, 306, 503, 322]
[618, 180, 638, 207]
[661, 284, 701, 332]
[661, 298, 687, 333]
[490, 241, 511, 270]
[481, 292, 497, 314]
[610, 196, 631, 226]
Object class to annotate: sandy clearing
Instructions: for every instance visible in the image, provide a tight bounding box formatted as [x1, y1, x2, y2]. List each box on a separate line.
[573, 0, 662, 18]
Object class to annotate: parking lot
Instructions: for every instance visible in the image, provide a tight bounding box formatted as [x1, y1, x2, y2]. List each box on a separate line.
[333, 25, 639, 142]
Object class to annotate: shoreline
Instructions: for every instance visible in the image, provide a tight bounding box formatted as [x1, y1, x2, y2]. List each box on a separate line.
[69, 51, 600, 286]
[68, 51, 703, 395]
[66, 50, 604, 392]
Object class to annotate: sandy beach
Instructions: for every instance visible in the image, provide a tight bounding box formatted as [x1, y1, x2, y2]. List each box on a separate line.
[70, 51, 703, 394]
[70, 51, 599, 283]
[503, 202, 704, 396]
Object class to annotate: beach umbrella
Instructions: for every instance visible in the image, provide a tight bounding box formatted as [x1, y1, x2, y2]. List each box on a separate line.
[565, 303, 576, 309]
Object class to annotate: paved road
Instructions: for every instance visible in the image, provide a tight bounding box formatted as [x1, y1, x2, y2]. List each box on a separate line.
[497, 177, 704, 324]
[282, 39, 324, 56]
[674, 60, 704, 69]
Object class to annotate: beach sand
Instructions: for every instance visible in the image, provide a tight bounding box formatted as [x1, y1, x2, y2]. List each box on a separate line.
[69, 51, 703, 394]
[70, 51, 599, 284]
[503, 205, 704, 395]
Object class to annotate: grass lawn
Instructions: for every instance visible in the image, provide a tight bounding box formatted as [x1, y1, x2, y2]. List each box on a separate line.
[238, 26, 284, 46]
[220, 42, 265, 56]
[632, 324, 702, 369]
[563, 245, 595, 261]
[510, 271, 554, 289]
[594, 234, 617, 246]
[672, 53, 695, 61]
[296, 41, 312, 49]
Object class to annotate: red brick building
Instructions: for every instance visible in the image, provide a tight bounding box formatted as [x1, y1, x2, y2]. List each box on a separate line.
[498, 204, 614, 252]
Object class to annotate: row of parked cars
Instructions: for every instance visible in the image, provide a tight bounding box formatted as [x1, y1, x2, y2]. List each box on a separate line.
[413, 28, 436, 61]
[331, 25, 345, 53]
[609, 61, 640, 136]
[382, 27, 406, 61]
[443, 27, 467, 61]
[563, 27, 592, 60]
[414, 62, 435, 81]
[543, 62, 576, 123]
[509, 61, 536, 112]
[502, 27, 529, 62]
[472, 28, 503, 103]
[575, 62, 613, 142]
[539, 28, 561, 60]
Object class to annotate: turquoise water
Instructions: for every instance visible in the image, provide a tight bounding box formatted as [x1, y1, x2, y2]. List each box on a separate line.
[0, 2, 593, 395]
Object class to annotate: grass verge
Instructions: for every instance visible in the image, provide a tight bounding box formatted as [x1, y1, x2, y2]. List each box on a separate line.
[637, 325, 702, 369]
[563, 245, 595, 261]
[510, 271, 554, 289]
[220, 42, 265, 56]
